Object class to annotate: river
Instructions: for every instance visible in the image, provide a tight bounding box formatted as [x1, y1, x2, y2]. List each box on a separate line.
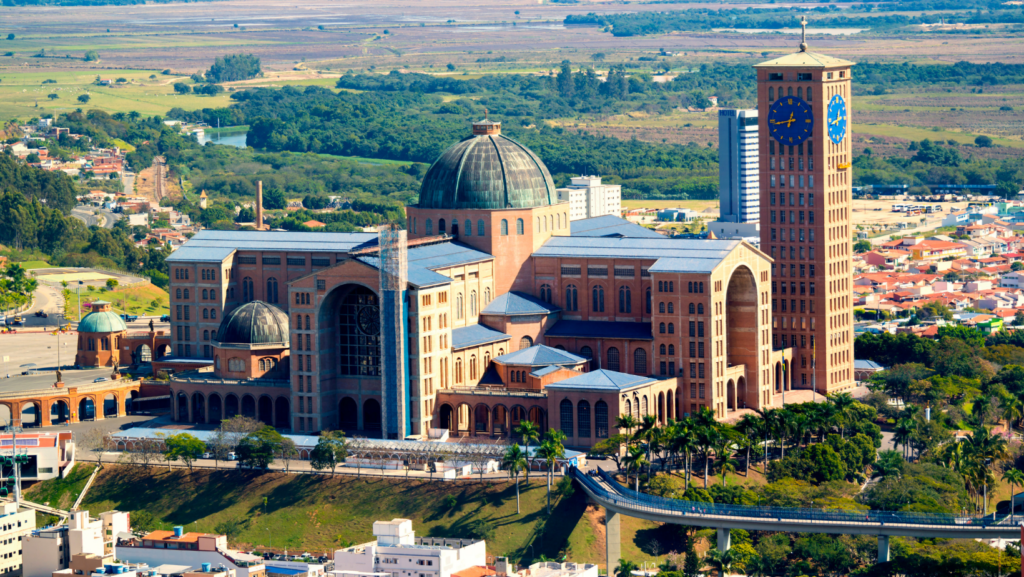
[198, 130, 248, 148]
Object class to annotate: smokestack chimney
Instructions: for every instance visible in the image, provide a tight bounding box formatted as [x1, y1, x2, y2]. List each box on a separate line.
[256, 181, 264, 230]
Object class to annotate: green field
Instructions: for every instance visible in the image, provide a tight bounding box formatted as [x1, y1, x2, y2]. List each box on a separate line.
[31, 465, 677, 570]
[17, 260, 52, 270]
[67, 283, 169, 321]
[852, 122, 1024, 149]
[0, 69, 233, 120]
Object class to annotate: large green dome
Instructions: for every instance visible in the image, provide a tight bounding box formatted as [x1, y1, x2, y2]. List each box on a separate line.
[214, 301, 289, 347]
[418, 121, 556, 210]
[78, 306, 127, 333]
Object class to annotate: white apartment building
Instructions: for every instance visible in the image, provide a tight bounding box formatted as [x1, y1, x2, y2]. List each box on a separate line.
[333, 520, 485, 577]
[24, 510, 130, 577]
[115, 528, 265, 577]
[555, 177, 621, 221]
[0, 502, 36, 577]
[709, 109, 759, 244]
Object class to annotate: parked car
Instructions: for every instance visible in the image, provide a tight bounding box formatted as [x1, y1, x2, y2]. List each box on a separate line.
[120, 314, 138, 322]
[93, 377, 107, 383]
[227, 452, 238, 461]
[34, 310, 48, 318]
[202, 452, 212, 459]
[160, 314, 171, 322]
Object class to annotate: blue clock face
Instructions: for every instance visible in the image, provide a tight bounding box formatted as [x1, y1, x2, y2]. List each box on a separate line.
[827, 94, 847, 144]
[768, 96, 813, 146]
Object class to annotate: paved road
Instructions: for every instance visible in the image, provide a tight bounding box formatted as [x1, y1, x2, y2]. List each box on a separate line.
[122, 171, 135, 196]
[71, 206, 119, 229]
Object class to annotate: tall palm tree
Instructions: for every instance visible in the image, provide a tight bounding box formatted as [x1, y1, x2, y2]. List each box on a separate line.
[829, 392, 856, 438]
[514, 420, 540, 484]
[614, 559, 638, 577]
[615, 414, 638, 437]
[535, 440, 562, 514]
[893, 418, 914, 461]
[1002, 468, 1024, 522]
[697, 425, 722, 489]
[503, 444, 528, 514]
[760, 408, 781, 461]
[735, 414, 763, 472]
[622, 444, 648, 492]
[636, 415, 659, 479]
[713, 438, 740, 486]
[705, 548, 735, 577]
[669, 419, 697, 491]
[743, 554, 771, 577]
[789, 412, 809, 449]
[1000, 394, 1024, 432]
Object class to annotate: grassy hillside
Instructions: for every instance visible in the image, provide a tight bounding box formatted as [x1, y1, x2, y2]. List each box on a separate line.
[34, 465, 676, 569]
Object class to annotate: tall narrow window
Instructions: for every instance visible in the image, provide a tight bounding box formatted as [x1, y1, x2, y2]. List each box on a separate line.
[439, 219, 446, 234]
[516, 218, 524, 235]
[593, 286, 605, 312]
[607, 347, 620, 371]
[566, 285, 578, 311]
[618, 286, 631, 314]
[266, 277, 278, 303]
[470, 291, 477, 316]
[634, 348, 647, 374]
[426, 219, 433, 235]
[456, 293, 464, 320]
[464, 219, 472, 236]
[646, 288, 651, 315]
[501, 219, 508, 236]
[242, 277, 253, 302]
[595, 400, 608, 438]
[560, 399, 574, 437]
[540, 284, 552, 303]
[478, 219, 485, 236]
[578, 401, 591, 438]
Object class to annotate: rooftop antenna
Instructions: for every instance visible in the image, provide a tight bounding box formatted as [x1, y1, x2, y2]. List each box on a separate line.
[799, 16, 808, 52]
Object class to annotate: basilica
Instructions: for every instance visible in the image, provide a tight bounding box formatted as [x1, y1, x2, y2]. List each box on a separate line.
[158, 42, 858, 447]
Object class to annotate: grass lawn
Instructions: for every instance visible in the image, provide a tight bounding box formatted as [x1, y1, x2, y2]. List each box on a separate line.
[67, 283, 168, 321]
[853, 123, 1024, 149]
[0, 69, 233, 120]
[29, 465, 693, 570]
[24, 462, 96, 511]
[17, 260, 51, 270]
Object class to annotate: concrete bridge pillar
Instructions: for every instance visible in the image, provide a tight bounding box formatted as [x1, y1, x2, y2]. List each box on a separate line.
[717, 528, 731, 552]
[877, 535, 890, 563]
[605, 508, 620, 574]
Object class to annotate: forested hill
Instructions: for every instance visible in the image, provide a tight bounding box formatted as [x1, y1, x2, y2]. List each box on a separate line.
[0, 152, 77, 214]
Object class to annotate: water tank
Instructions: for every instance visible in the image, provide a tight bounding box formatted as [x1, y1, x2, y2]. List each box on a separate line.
[202, 564, 211, 572]
[174, 526, 184, 538]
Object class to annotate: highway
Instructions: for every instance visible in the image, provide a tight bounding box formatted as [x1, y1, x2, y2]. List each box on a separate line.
[571, 467, 1022, 568]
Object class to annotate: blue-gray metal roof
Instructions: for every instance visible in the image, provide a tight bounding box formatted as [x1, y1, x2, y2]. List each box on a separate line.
[545, 369, 657, 392]
[854, 359, 884, 370]
[570, 215, 664, 239]
[648, 257, 721, 274]
[544, 320, 653, 341]
[493, 345, 586, 366]
[482, 291, 560, 316]
[167, 230, 378, 262]
[533, 237, 740, 269]
[451, 324, 510, 350]
[531, 364, 563, 377]
[357, 241, 494, 289]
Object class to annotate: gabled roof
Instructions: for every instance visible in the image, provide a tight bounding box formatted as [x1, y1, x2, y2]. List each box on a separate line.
[481, 291, 560, 316]
[544, 369, 656, 392]
[451, 324, 510, 350]
[754, 50, 855, 69]
[531, 364, 565, 378]
[357, 240, 494, 288]
[569, 215, 663, 239]
[534, 236, 742, 273]
[545, 319, 653, 341]
[493, 345, 585, 367]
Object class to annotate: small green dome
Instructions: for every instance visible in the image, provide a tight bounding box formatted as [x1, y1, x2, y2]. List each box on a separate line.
[78, 310, 127, 333]
[418, 123, 556, 210]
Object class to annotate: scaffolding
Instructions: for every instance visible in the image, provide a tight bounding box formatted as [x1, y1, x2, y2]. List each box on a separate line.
[378, 225, 409, 439]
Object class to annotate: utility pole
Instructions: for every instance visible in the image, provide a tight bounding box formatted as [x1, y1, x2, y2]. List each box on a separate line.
[2, 420, 25, 506]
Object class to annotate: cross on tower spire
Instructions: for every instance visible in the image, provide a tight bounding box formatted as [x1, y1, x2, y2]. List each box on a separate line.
[799, 17, 809, 52]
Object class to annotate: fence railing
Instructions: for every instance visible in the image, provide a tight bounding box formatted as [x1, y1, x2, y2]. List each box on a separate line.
[572, 468, 1007, 530]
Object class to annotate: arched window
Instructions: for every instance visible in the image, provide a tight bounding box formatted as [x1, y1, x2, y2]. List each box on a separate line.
[659, 302, 665, 314]
[698, 304, 704, 314]
[540, 284, 552, 303]
[484, 351, 491, 366]
[560, 399, 574, 437]
[305, 315, 310, 330]
[456, 293, 464, 320]
[183, 289, 190, 300]
[470, 291, 477, 316]
[296, 314, 302, 328]
[607, 347, 620, 371]
[203, 308, 210, 319]
[516, 218, 524, 235]
[469, 355, 477, 380]
[624, 399, 631, 419]
[478, 219, 486, 236]
[215, 356, 220, 369]
[484, 287, 491, 304]
[451, 220, 459, 237]
[668, 303, 674, 314]
[660, 323, 666, 334]
[669, 281, 674, 292]
[501, 219, 508, 236]
[176, 288, 181, 299]
[595, 400, 609, 438]
[537, 216, 541, 232]
[426, 219, 433, 235]
[641, 395, 649, 415]
[202, 289, 208, 299]
[592, 286, 605, 313]
[439, 219, 446, 234]
[580, 346, 593, 369]
[204, 330, 210, 340]
[646, 288, 651, 315]
[259, 359, 266, 371]
[634, 348, 647, 374]
[211, 309, 216, 320]
[266, 277, 278, 303]
[668, 344, 675, 355]
[578, 401, 591, 438]
[243, 277, 253, 302]
[565, 285, 578, 311]
[520, 336, 533, 350]
[660, 344, 666, 355]
[464, 219, 472, 236]
[455, 359, 463, 384]
[668, 323, 675, 334]
[689, 303, 695, 314]
[619, 287, 631, 314]
[229, 358, 244, 372]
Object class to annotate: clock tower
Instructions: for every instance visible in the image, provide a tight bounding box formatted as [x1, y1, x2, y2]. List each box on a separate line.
[756, 20, 856, 396]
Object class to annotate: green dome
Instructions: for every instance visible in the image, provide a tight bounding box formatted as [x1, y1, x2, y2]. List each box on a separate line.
[418, 127, 556, 210]
[78, 309, 127, 333]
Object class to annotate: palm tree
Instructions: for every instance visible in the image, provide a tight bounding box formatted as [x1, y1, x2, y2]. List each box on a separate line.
[514, 420, 540, 484]
[760, 408, 781, 462]
[503, 444, 528, 514]
[669, 419, 697, 491]
[893, 418, 914, 461]
[537, 431, 566, 514]
[622, 444, 648, 492]
[635, 415, 659, 478]
[614, 559, 638, 577]
[735, 414, 763, 473]
[743, 554, 771, 577]
[1000, 394, 1024, 432]
[789, 412, 809, 449]
[697, 424, 722, 489]
[713, 438, 740, 486]
[615, 414, 638, 437]
[1002, 468, 1024, 522]
[829, 392, 856, 438]
[705, 548, 735, 577]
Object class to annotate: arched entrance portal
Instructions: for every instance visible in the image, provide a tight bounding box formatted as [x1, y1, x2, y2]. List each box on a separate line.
[363, 399, 382, 437]
[225, 394, 239, 419]
[440, 404, 455, 435]
[20, 402, 40, 427]
[104, 393, 119, 418]
[50, 400, 70, 425]
[208, 393, 223, 423]
[320, 285, 382, 380]
[136, 344, 152, 363]
[241, 395, 256, 418]
[191, 392, 204, 423]
[339, 398, 358, 432]
[258, 396, 272, 425]
[80, 397, 96, 421]
[726, 265, 758, 409]
[275, 397, 289, 429]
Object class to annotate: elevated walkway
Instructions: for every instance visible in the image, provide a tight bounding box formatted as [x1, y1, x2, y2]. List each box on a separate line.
[570, 468, 1021, 569]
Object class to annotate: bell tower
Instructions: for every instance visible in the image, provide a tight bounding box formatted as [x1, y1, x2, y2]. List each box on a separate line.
[756, 20, 856, 395]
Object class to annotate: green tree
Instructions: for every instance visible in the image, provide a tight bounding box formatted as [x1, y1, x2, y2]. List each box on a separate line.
[163, 432, 205, 472]
[173, 83, 191, 94]
[105, 278, 119, 291]
[77, 94, 90, 104]
[535, 436, 564, 513]
[236, 425, 283, 469]
[513, 420, 540, 484]
[131, 510, 156, 532]
[84, 51, 99, 62]
[853, 239, 872, 253]
[622, 443, 649, 492]
[502, 444, 528, 514]
[614, 560, 638, 577]
[48, 93, 59, 100]
[975, 134, 993, 148]
[446, 63, 455, 71]
[309, 431, 348, 474]
[590, 434, 628, 472]
[261, 187, 286, 210]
